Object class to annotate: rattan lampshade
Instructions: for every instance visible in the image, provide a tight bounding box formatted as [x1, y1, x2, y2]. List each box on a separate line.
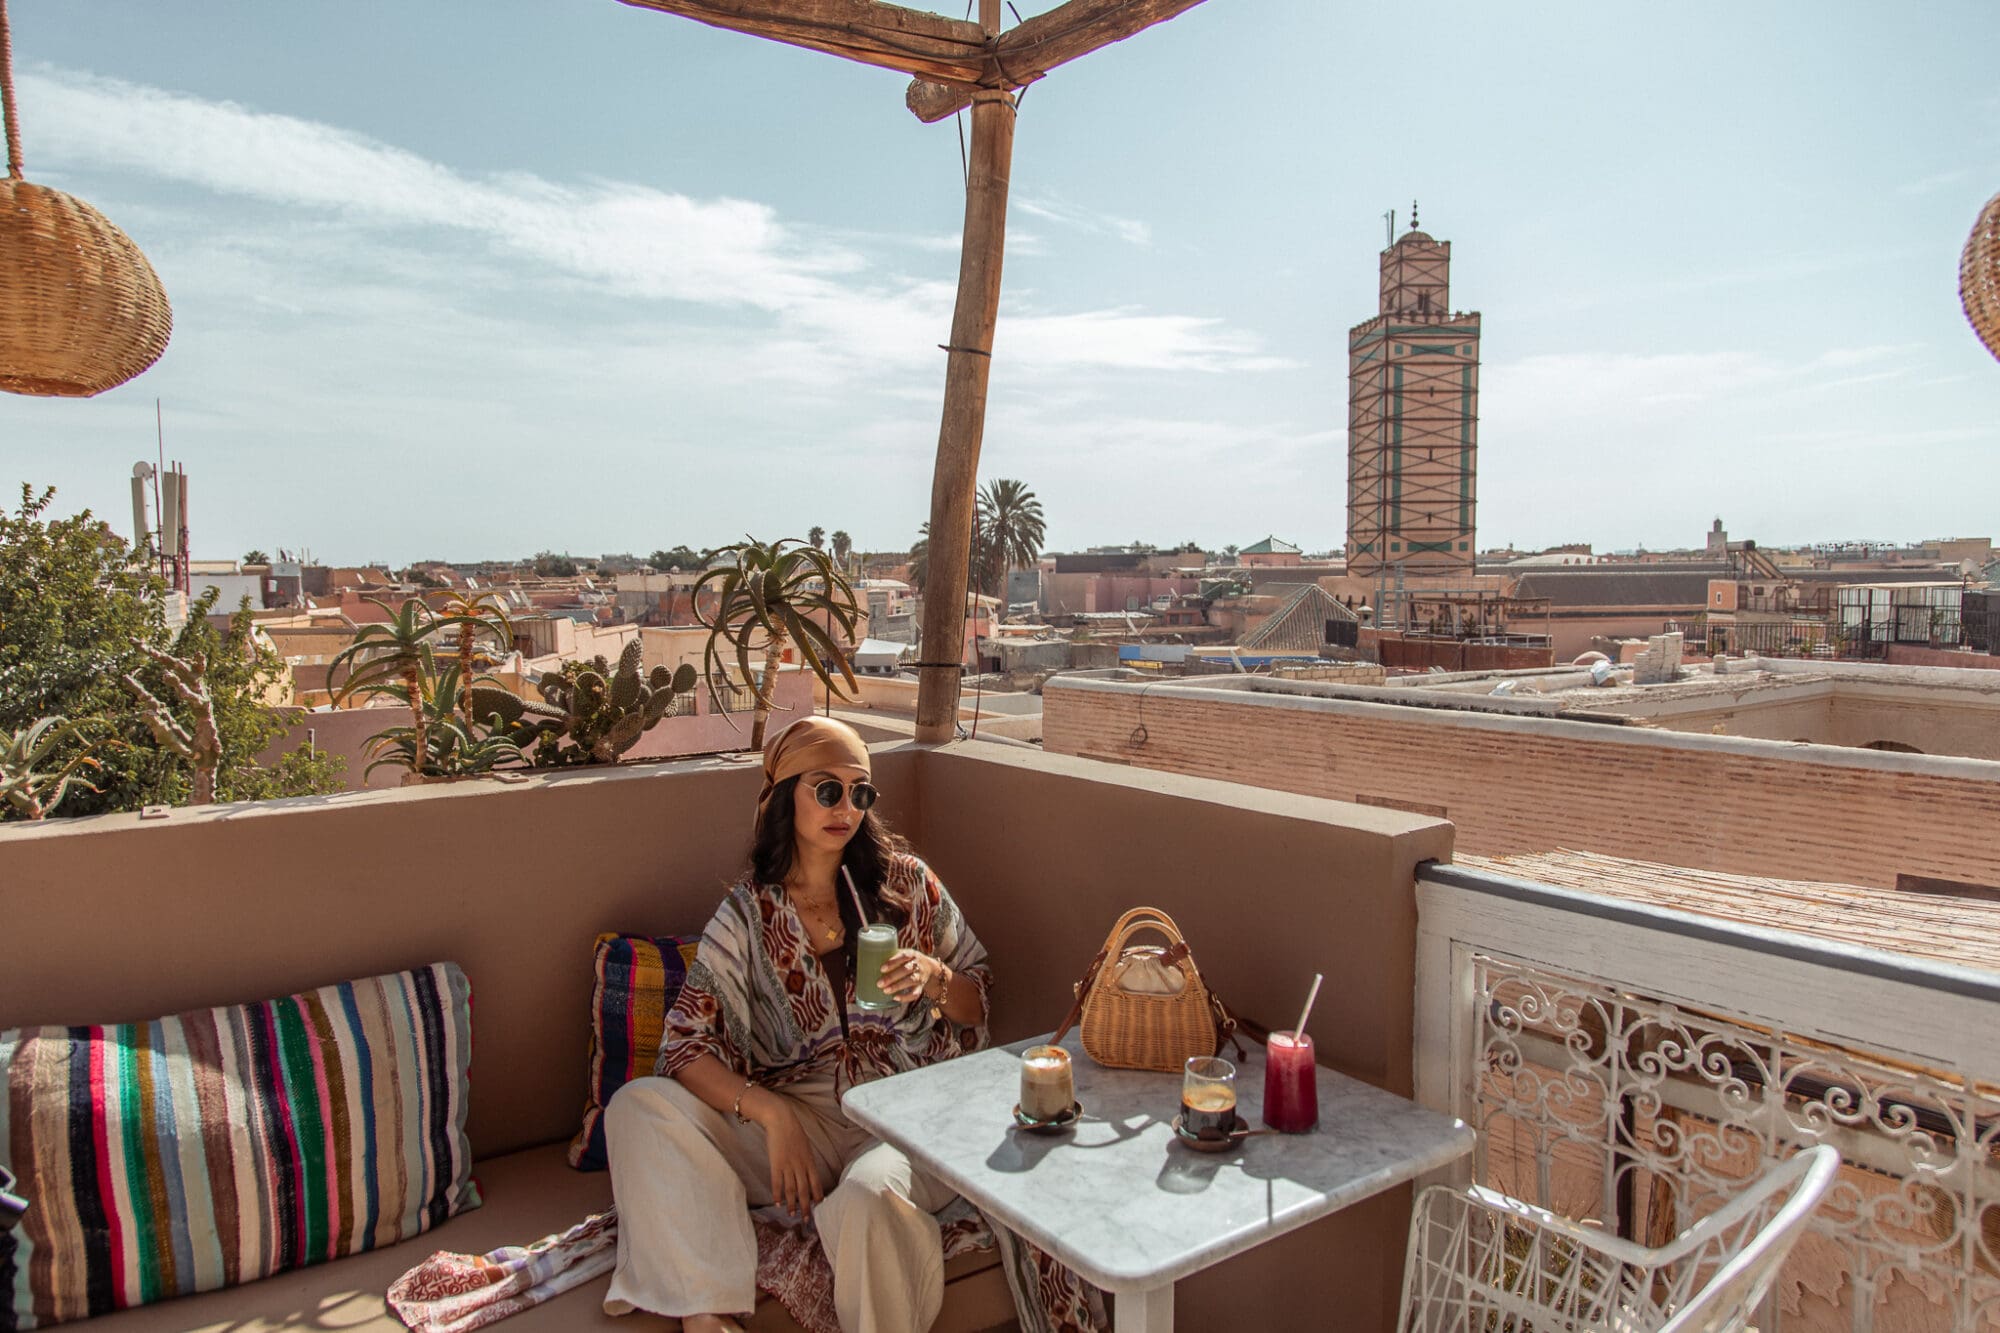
[1964, 190, 2000, 365]
[0, 0, 173, 397]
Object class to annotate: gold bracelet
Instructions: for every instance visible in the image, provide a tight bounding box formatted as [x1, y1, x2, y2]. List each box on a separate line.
[731, 1078, 757, 1126]
[927, 962, 953, 1020]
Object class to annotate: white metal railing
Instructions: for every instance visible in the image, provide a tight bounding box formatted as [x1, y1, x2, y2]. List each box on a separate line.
[1414, 865, 2000, 1332]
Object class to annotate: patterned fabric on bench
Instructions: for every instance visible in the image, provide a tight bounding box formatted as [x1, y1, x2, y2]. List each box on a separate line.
[0, 963, 480, 1329]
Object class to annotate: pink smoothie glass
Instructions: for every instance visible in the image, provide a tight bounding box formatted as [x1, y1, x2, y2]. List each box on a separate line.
[1261, 1031, 1318, 1133]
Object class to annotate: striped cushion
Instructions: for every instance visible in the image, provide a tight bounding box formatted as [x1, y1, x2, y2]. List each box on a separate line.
[568, 934, 699, 1171]
[0, 963, 479, 1328]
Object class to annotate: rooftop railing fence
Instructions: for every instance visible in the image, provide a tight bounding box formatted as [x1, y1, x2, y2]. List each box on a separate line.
[1670, 613, 1999, 660]
[1416, 864, 2000, 1332]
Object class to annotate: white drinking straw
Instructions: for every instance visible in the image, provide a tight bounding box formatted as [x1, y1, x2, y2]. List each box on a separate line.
[1292, 972, 1324, 1042]
[840, 865, 870, 926]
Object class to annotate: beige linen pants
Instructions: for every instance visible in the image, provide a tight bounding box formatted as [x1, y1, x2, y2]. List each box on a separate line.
[604, 1073, 957, 1332]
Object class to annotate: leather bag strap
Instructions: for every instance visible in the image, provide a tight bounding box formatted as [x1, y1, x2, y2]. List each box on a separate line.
[1049, 946, 1109, 1047]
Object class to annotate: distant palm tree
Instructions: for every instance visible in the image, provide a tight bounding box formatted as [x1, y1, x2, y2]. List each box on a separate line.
[976, 478, 1045, 607]
[909, 522, 932, 594]
[831, 530, 852, 570]
[808, 526, 826, 551]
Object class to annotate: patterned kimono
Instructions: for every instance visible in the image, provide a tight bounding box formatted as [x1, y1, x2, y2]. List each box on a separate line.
[657, 850, 993, 1090]
[657, 851, 1107, 1333]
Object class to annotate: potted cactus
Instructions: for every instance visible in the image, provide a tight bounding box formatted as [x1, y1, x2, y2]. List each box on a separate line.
[470, 639, 698, 767]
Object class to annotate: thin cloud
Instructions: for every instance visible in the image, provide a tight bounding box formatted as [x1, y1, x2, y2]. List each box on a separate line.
[23, 67, 1273, 376]
[1016, 196, 1152, 247]
[1896, 168, 1972, 196]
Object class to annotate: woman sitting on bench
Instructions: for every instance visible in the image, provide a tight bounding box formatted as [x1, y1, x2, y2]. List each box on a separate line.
[605, 717, 991, 1333]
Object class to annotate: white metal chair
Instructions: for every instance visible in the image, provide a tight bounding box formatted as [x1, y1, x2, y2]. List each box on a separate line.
[1398, 1144, 1840, 1333]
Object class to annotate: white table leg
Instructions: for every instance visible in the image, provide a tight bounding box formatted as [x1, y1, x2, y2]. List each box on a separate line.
[1114, 1282, 1174, 1333]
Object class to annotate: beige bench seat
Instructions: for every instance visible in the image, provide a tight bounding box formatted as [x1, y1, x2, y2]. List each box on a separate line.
[79, 1144, 1011, 1333]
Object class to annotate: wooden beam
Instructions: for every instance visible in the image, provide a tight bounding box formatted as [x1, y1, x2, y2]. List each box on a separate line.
[618, 0, 989, 86]
[997, 0, 1208, 78]
[906, 0, 1209, 120]
[905, 77, 978, 125]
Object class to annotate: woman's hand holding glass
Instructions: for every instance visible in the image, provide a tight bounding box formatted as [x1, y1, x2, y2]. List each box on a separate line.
[882, 948, 942, 1004]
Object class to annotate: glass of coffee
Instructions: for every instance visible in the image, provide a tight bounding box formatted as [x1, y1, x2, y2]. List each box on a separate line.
[853, 923, 900, 1011]
[1181, 1056, 1238, 1137]
[1019, 1045, 1075, 1123]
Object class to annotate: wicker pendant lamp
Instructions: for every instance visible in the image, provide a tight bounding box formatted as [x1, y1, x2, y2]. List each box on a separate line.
[0, 0, 172, 397]
[1964, 190, 2000, 365]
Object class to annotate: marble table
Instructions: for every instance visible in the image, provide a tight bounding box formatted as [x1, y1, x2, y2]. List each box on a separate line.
[842, 1030, 1474, 1333]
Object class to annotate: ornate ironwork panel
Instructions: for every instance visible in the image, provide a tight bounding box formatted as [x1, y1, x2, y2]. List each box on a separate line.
[1468, 951, 2000, 1331]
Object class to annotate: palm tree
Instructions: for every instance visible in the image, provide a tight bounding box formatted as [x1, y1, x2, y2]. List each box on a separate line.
[432, 590, 514, 733]
[808, 526, 826, 551]
[831, 530, 853, 571]
[911, 515, 1003, 598]
[975, 478, 1046, 607]
[694, 537, 860, 749]
[909, 523, 931, 594]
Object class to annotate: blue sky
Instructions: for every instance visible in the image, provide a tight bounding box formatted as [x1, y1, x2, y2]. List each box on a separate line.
[1, 1, 1995, 564]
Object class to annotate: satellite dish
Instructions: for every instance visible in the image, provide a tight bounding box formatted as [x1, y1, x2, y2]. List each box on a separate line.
[132, 460, 154, 481]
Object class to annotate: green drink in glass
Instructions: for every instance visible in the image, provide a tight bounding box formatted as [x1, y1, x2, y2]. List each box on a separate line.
[854, 923, 900, 1011]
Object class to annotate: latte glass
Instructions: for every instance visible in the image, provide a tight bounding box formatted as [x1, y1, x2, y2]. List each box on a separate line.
[1019, 1045, 1075, 1122]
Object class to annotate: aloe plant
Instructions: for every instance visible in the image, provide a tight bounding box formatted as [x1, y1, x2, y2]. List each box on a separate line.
[330, 598, 507, 776]
[695, 537, 860, 749]
[1, 717, 107, 820]
[362, 666, 524, 780]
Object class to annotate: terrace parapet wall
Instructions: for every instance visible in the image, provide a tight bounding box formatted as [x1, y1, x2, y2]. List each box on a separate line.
[1042, 675, 2000, 892]
[0, 741, 1454, 1332]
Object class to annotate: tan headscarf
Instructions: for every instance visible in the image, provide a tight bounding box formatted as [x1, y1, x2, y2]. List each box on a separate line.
[757, 717, 872, 816]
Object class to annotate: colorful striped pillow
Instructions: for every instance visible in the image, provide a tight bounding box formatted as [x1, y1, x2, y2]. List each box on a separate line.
[568, 934, 699, 1171]
[0, 962, 479, 1328]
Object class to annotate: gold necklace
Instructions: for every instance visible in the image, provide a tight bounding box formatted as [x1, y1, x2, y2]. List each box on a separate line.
[788, 886, 841, 943]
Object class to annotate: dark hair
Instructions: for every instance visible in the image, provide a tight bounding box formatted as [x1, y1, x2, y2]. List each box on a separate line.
[753, 775, 910, 974]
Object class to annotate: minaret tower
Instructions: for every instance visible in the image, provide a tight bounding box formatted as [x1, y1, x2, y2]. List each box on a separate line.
[1346, 202, 1481, 578]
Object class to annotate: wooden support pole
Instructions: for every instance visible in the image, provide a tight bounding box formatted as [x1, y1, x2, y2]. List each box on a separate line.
[914, 3, 1012, 745]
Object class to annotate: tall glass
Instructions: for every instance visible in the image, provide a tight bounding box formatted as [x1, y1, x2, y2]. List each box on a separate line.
[1180, 1056, 1238, 1136]
[1261, 1031, 1319, 1133]
[853, 923, 900, 1011]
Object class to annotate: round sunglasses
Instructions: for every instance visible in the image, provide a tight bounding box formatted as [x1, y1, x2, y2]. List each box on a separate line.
[811, 778, 878, 811]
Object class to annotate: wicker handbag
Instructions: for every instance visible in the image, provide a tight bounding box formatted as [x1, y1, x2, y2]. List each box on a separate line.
[1053, 907, 1238, 1072]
